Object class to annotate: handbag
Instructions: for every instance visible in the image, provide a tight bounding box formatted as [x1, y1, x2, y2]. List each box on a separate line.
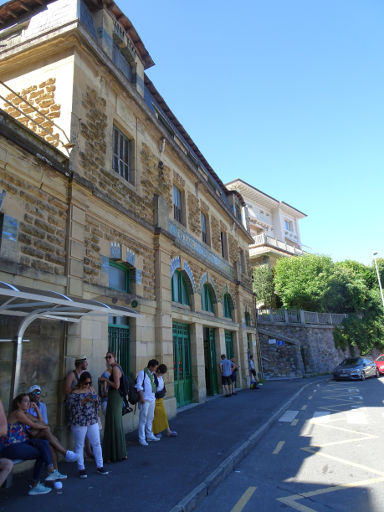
[155, 385, 166, 399]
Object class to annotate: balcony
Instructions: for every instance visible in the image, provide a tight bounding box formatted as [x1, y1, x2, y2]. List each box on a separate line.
[251, 233, 304, 257]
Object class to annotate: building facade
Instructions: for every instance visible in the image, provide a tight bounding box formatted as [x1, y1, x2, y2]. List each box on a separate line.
[226, 179, 307, 268]
[0, 0, 258, 431]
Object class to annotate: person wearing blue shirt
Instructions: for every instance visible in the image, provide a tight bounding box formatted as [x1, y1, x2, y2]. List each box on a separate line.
[27, 384, 78, 480]
[219, 355, 235, 397]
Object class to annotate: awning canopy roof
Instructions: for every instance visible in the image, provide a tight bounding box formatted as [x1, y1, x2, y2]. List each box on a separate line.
[0, 281, 138, 323]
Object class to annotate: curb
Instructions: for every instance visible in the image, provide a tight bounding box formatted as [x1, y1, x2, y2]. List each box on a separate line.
[168, 379, 318, 512]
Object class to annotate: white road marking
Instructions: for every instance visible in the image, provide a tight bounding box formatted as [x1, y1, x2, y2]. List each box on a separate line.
[279, 410, 299, 422]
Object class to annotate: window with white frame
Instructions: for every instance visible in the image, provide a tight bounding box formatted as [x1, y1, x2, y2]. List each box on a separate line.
[113, 125, 133, 184]
[285, 219, 294, 232]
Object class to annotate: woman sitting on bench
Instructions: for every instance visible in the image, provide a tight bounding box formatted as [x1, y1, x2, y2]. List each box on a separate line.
[0, 394, 74, 495]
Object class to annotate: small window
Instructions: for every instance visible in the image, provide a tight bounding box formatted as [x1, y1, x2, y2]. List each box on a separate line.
[245, 311, 251, 326]
[285, 220, 293, 232]
[201, 212, 208, 244]
[234, 203, 242, 222]
[113, 126, 133, 183]
[220, 231, 228, 260]
[223, 294, 233, 319]
[202, 284, 214, 313]
[108, 260, 130, 292]
[172, 270, 190, 305]
[239, 250, 245, 274]
[173, 185, 183, 224]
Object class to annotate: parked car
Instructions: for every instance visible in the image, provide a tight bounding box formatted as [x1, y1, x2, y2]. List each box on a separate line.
[332, 357, 379, 381]
[374, 354, 384, 375]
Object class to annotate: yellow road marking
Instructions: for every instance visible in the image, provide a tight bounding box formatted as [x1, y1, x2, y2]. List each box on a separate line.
[277, 477, 384, 512]
[301, 405, 307, 410]
[272, 441, 285, 454]
[231, 486, 257, 512]
[291, 419, 299, 426]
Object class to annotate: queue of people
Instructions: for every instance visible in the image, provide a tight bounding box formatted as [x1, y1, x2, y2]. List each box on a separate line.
[0, 352, 257, 495]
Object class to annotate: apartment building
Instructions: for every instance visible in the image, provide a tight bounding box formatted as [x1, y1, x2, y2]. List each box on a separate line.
[0, 0, 257, 429]
[226, 179, 306, 268]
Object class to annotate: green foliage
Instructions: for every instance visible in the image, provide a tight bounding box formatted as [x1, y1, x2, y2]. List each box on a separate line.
[274, 254, 336, 312]
[272, 254, 384, 354]
[252, 265, 276, 308]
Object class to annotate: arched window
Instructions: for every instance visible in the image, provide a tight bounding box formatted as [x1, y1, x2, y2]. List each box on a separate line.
[172, 270, 190, 305]
[202, 284, 215, 313]
[223, 293, 233, 319]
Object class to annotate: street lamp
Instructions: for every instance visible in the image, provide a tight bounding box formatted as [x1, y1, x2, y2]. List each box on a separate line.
[373, 252, 384, 309]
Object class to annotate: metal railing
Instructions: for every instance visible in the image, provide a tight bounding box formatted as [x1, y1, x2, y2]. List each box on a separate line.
[257, 308, 347, 326]
[252, 233, 304, 256]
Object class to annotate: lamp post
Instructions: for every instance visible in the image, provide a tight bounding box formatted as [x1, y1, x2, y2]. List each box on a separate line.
[373, 252, 384, 309]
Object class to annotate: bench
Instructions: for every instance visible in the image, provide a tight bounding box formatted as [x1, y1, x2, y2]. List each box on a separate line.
[2, 459, 28, 489]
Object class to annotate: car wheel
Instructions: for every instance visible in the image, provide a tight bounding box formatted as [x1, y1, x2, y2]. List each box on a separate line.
[376, 369, 380, 378]
[361, 371, 366, 381]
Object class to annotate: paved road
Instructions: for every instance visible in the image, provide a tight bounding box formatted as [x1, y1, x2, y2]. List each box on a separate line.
[194, 376, 384, 512]
[0, 378, 313, 512]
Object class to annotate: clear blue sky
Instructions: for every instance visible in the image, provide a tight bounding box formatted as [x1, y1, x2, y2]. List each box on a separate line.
[120, 0, 384, 266]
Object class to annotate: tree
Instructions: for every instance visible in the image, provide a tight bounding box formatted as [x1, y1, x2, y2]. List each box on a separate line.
[252, 265, 276, 308]
[274, 254, 336, 312]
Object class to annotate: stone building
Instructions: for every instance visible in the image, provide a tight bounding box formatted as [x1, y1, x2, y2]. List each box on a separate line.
[0, 0, 257, 431]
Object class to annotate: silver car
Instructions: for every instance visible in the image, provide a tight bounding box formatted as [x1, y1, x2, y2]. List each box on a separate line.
[332, 357, 379, 381]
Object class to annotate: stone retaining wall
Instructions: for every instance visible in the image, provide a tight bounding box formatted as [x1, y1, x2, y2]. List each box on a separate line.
[258, 322, 355, 379]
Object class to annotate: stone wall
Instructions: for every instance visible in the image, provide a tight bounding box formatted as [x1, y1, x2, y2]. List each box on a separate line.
[258, 323, 355, 379]
[4, 78, 61, 147]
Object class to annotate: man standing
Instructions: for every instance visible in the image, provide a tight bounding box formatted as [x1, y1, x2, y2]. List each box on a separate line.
[249, 354, 259, 389]
[220, 354, 234, 397]
[0, 399, 13, 487]
[135, 359, 160, 446]
[64, 356, 88, 395]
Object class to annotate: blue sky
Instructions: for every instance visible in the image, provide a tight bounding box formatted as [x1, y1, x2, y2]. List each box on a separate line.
[120, 1, 384, 266]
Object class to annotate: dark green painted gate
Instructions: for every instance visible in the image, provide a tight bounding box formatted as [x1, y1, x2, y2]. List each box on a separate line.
[204, 327, 218, 396]
[173, 321, 192, 407]
[225, 330, 234, 359]
[108, 319, 130, 375]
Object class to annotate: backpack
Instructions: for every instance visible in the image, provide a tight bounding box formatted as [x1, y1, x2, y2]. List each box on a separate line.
[128, 374, 145, 405]
[116, 366, 133, 414]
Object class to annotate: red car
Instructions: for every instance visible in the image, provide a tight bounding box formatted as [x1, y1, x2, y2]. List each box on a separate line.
[374, 354, 384, 375]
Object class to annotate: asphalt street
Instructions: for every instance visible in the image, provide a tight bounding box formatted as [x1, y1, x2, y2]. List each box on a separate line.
[0, 378, 315, 512]
[194, 376, 384, 512]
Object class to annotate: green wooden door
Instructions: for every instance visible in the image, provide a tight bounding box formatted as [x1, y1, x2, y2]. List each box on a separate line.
[204, 327, 218, 396]
[173, 321, 192, 407]
[225, 330, 234, 359]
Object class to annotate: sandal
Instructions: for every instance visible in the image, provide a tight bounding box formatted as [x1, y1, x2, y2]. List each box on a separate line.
[166, 431, 178, 437]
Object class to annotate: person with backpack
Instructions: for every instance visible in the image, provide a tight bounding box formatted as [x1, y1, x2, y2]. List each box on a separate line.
[135, 359, 160, 446]
[99, 352, 127, 462]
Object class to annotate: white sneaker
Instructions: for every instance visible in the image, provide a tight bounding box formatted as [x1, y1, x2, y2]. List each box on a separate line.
[49, 469, 67, 480]
[65, 450, 79, 462]
[28, 482, 52, 495]
[147, 435, 160, 442]
[45, 471, 58, 482]
[139, 439, 149, 446]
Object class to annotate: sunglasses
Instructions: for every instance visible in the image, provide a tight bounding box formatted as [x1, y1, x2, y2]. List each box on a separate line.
[31, 391, 40, 395]
[85, 381, 92, 385]
[105, 356, 112, 359]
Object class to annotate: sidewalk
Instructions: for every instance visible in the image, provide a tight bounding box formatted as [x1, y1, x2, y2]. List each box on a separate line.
[0, 378, 321, 512]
